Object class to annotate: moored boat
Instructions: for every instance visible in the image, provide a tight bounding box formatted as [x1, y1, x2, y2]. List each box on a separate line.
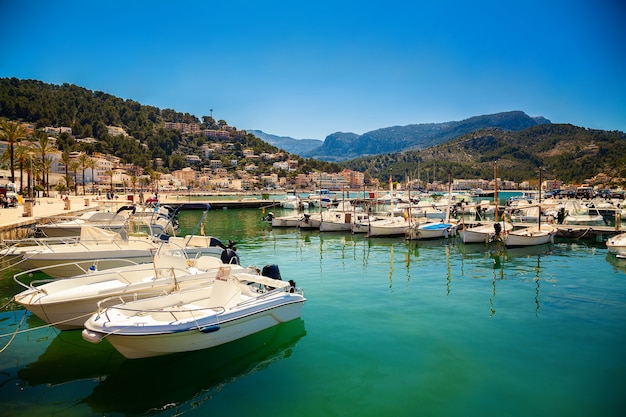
[36, 206, 136, 237]
[0, 225, 234, 278]
[458, 221, 513, 243]
[12, 252, 248, 330]
[606, 232, 626, 258]
[503, 224, 558, 247]
[82, 266, 306, 359]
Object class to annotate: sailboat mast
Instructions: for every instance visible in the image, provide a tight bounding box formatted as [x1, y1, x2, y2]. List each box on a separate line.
[494, 161, 499, 222]
[445, 172, 452, 223]
[538, 168, 542, 230]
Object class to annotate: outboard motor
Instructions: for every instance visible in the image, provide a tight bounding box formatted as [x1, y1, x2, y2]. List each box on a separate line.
[221, 248, 240, 265]
[262, 264, 282, 280]
[493, 222, 502, 237]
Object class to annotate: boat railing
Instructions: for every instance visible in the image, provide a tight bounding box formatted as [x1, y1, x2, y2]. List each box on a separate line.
[2, 236, 81, 249]
[12, 258, 141, 290]
[94, 290, 174, 318]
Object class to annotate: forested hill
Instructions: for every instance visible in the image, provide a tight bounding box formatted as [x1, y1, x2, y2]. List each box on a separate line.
[341, 124, 626, 184]
[0, 78, 338, 173]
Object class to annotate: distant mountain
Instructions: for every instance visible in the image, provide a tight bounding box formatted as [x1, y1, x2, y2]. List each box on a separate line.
[301, 111, 551, 162]
[341, 124, 626, 184]
[247, 130, 322, 155]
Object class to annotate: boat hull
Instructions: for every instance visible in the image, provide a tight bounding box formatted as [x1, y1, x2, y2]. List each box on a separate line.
[413, 223, 456, 240]
[606, 232, 626, 257]
[458, 222, 513, 244]
[504, 226, 557, 247]
[85, 300, 305, 359]
[271, 216, 301, 227]
[13, 259, 235, 330]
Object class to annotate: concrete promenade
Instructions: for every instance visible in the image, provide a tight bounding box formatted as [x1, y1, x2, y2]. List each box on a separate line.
[0, 195, 93, 230]
[0, 193, 275, 234]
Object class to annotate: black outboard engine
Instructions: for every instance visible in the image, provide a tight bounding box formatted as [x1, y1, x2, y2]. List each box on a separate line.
[262, 264, 282, 280]
[221, 248, 240, 265]
[493, 222, 502, 237]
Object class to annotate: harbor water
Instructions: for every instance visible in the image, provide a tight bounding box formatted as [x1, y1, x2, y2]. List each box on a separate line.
[1, 207, 624, 416]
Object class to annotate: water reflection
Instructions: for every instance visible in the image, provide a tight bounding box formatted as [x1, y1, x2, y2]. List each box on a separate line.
[85, 319, 306, 414]
[605, 253, 626, 273]
[17, 330, 124, 386]
[455, 240, 557, 317]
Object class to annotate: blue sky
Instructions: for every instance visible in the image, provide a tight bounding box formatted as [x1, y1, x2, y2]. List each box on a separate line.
[1, 0, 624, 139]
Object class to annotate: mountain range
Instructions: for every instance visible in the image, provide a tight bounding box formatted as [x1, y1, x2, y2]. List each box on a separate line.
[251, 111, 552, 161]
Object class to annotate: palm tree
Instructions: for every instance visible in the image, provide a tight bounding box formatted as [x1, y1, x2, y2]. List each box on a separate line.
[42, 155, 54, 196]
[79, 152, 89, 195]
[33, 131, 56, 196]
[105, 169, 114, 194]
[149, 170, 161, 195]
[60, 151, 72, 192]
[70, 160, 80, 195]
[0, 119, 28, 183]
[85, 157, 97, 194]
[15, 142, 34, 193]
[130, 174, 138, 194]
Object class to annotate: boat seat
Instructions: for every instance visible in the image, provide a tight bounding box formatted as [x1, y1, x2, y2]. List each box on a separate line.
[208, 275, 241, 310]
[195, 256, 224, 271]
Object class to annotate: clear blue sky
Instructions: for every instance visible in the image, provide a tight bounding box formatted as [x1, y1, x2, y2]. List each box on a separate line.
[1, 0, 624, 140]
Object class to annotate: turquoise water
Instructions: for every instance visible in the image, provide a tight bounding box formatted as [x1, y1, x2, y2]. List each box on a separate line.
[1, 208, 625, 416]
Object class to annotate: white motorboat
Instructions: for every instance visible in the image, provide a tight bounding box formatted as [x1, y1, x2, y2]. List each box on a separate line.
[13, 253, 249, 330]
[308, 189, 333, 208]
[281, 195, 308, 210]
[82, 266, 306, 359]
[560, 201, 606, 226]
[367, 216, 411, 237]
[509, 204, 554, 223]
[406, 220, 457, 240]
[36, 206, 136, 237]
[503, 224, 557, 247]
[606, 232, 626, 258]
[0, 225, 236, 278]
[458, 221, 514, 243]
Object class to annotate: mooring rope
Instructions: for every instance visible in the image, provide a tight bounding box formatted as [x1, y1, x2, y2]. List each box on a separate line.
[0, 304, 93, 353]
[0, 309, 27, 354]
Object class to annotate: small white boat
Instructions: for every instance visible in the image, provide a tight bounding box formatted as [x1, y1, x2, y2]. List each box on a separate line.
[0, 225, 234, 278]
[308, 189, 333, 208]
[12, 253, 249, 330]
[503, 224, 557, 247]
[281, 195, 308, 210]
[459, 221, 514, 243]
[82, 266, 306, 359]
[367, 216, 410, 237]
[36, 206, 136, 237]
[606, 232, 626, 258]
[268, 213, 302, 228]
[560, 201, 606, 226]
[509, 204, 554, 223]
[407, 220, 457, 240]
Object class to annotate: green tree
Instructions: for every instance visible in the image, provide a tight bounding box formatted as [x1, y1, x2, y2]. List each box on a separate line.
[70, 160, 80, 195]
[85, 157, 97, 193]
[32, 131, 56, 196]
[0, 119, 28, 182]
[60, 150, 72, 192]
[79, 152, 90, 195]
